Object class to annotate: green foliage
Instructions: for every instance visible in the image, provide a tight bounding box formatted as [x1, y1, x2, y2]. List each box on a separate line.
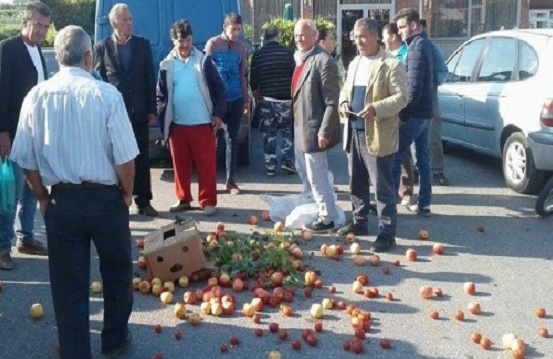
[261, 17, 336, 52]
[44, 22, 57, 47]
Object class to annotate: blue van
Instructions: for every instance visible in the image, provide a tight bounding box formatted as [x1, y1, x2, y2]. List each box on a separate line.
[94, 0, 251, 164]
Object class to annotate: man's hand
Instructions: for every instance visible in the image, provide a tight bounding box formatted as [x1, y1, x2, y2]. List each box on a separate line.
[358, 104, 376, 120]
[122, 193, 133, 207]
[318, 136, 330, 149]
[339, 102, 350, 117]
[242, 102, 250, 117]
[38, 198, 49, 217]
[147, 114, 157, 126]
[212, 116, 223, 136]
[0, 132, 11, 156]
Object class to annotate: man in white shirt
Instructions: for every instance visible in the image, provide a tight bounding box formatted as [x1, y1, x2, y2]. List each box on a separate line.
[0, 1, 51, 271]
[11, 25, 138, 359]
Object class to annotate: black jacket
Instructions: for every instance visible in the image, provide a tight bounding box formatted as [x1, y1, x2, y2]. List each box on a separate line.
[399, 31, 434, 121]
[93, 36, 156, 122]
[0, 35, 47, 140]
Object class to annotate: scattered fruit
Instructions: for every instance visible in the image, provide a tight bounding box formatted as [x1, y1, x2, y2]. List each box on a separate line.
[418, 229, 429, 240]
[30, 303, 43, 319]
[188, 312, 201, 326]
[382, 267, 390, 275]
[392, 259, 400, 266]
[160, 291, 173, 304]
[476, 225, 485, 233]
[262, 210, 271, 221]
[310, 304, 324, 319]
[273, 221, 285, 233]
[174, 329, 183, 340]
[278, 329, 288, 341]
[432, 243, 444, 255]
[268, 350, 281, 359]
[346, 232, 356, 243]
[90, 281, 102, 293]
[352, 280, 364, 294]
[385, 292, 394, 301]
[353, 255, 365, 266]
[471, 332, 482, 344]
[406, 248, 417, 261]
[463, 282, 476, 295]
[368, 254, 380, 266]
[429, 310, 439, 319]
[314, 322, 323, 332]
[302, 230, 313, 240]
[433, 287, 443, 297]
[468, 301, 481, 315]
[254, 328, 264, 337]
[269, 322, 279, 333]
[154, 324, 162, 334]
[343, 340, 352, 351]
[248, 215, 259, 225]
[480, 336, 491, 350]
[291, 340, 301, 350]
[229, 336, 240, 346]
[328, 285, 336, 293]
[174, 302, 186, 319]
[538, 327, 549, 338]
[454, 310, 465, 321]
[380, 338, 391, 349]
[419, 286, 433, 299]
[350, 242, 360, 254]
[536, 307, 546, 318]
[219, 344, 228, 353]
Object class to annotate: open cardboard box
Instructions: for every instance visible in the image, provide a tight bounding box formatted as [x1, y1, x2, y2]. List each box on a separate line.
[143, 217, 210, 282]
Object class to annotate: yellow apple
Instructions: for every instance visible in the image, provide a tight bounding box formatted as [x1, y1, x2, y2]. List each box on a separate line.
[178, 276, 189, 288]
[90, 281, 102, 293]
[174, 302, 186, 319]
[30, 303, 43, 319]
[160, 291, 173, 304]
[310, 303, 324, 319]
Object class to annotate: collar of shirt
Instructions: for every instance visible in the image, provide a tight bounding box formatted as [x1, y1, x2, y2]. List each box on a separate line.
[112, 33, 132, 45]
[58, 66, 96, 79]
[294, 45, 316, 65]
[173, 50, 195, 64]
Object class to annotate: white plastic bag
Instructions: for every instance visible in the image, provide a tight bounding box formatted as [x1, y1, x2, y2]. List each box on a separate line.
[285, 202, 346, 230]
[260, 193, 314, 222]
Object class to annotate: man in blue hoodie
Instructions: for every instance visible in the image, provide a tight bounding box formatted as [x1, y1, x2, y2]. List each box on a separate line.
[393, 8, 435, 217]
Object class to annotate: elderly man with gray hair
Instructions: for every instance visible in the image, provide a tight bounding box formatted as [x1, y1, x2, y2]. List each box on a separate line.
[11, 25, 138, 359]
[338, 18, 407, 252]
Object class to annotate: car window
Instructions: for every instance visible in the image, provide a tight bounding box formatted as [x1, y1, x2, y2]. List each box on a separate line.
[448, 38, 486, 83]
[517, 41, 538, 80]
[477, 37, 516, 82]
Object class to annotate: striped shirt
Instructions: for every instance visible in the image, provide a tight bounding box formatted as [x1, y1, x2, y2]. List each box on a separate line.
[250, 41, 295, 100]
[10, 67, 139, 186]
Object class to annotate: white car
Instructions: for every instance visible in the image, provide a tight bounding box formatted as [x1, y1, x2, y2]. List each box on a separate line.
[439, 29, 553, 194]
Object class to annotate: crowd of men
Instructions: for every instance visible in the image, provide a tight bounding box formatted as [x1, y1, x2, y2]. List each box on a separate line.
[0, 2, 449, 357]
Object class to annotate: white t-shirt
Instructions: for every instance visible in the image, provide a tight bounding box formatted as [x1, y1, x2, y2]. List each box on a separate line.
[25, 43, 45, 83]
[353, 56, 375, 86]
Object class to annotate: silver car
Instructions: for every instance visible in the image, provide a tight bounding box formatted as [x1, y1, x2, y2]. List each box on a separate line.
[439, 29, 553, 194]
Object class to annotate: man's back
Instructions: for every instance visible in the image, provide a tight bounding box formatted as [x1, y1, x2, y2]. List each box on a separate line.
[250, 42, 295, 100]
[16, 67, 136, 185]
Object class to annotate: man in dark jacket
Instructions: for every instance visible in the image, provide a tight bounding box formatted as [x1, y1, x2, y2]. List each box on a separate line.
[94, 3, 158, 217]
[0, 1, 51, 270]
[250, 25, 296, 176]
[393, 8, 435, 217]
[156, 19, 226, 216]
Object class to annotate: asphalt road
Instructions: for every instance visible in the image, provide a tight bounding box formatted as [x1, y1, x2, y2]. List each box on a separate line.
[1, 128, 552, 359]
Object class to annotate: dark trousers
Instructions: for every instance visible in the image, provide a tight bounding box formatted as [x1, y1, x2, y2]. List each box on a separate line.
[224, 99, 243, 183]
[348, 129, 397, 237]
[46, 186, 133, 359]
[131, 120, 153, 207]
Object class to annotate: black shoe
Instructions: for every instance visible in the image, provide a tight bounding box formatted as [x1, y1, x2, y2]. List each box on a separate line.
[303, 218, 334, 233]
[337, 221, 369, 236]
[169, 201, 192, 213]
[102, 331, 132, 357]
[281, 163, 297, 174]
[433, 173, 450, 186]
[369, 234, 396, 253]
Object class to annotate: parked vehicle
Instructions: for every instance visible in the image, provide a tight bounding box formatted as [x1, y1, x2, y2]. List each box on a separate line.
[536, 176, 553, 217]
[94, 0, 251, 164]
[439, 29, 553, 194]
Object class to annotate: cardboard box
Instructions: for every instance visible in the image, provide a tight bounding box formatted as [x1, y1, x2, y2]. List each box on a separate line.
[143, 218, 208, 282]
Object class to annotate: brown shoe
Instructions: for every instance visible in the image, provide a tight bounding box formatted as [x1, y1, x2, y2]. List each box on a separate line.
[16, 239, 48, 256]
[138, 205, 159, 217]
[0, 249, 14, 270]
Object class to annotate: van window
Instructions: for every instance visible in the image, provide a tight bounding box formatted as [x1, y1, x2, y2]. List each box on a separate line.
[477, 37, 516, 82]
[449, 38, 486, 83]
[172, 2, 225, 50]
[517, 41, 538, 80]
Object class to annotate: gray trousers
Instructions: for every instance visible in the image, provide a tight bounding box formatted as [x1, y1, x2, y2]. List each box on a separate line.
[295, 146, 338, 224]
[348, 129, 397, 237]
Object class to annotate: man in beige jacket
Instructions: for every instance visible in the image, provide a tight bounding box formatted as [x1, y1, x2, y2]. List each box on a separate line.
[337, 18, 407, 252]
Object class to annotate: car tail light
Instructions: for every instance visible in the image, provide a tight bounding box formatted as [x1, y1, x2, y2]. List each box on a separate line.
[541, 99, 553, 127]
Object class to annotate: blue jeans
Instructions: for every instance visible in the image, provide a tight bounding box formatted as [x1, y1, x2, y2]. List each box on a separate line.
[393, 118, 432, 208]
[0, 161, 37, 250]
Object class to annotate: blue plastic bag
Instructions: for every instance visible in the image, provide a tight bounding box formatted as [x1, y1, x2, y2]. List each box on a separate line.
[0, 157, 16, 215]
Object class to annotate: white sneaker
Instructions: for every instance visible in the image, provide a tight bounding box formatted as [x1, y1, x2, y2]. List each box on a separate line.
[204, 206, 217, 217]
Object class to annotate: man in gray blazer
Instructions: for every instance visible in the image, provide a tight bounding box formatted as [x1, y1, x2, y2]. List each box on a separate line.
[292, 19, 341, 232]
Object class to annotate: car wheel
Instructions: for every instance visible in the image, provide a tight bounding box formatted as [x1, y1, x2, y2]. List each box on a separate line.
[502, 132, 545, 194]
